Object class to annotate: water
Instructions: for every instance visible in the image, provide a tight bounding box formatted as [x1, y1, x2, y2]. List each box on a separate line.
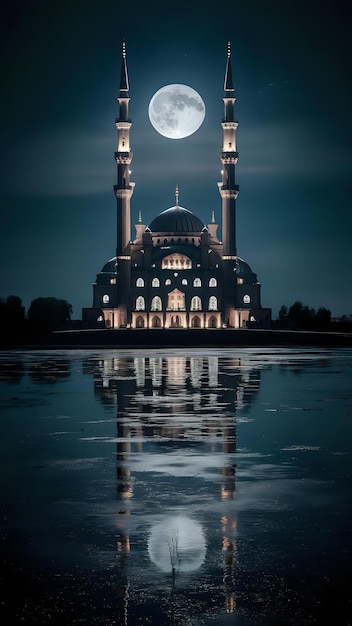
[1, 348, 351, 625]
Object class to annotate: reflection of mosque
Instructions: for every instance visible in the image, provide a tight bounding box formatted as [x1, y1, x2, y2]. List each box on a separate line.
[87, 354, 262, 623]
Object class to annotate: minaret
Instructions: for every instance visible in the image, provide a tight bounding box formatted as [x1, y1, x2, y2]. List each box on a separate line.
[218, 42, 239, 259]
[114, 42, 134, 326]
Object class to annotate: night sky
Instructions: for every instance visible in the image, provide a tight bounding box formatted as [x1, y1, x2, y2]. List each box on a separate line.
[1, 0, 351, 318]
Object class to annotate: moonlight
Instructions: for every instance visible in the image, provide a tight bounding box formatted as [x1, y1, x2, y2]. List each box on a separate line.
[148, 84, 205, 139]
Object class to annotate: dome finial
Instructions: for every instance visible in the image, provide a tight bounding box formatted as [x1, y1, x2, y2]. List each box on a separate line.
[175, 185, 179, 207]
[138, 210, 142, 223]
[211, 210, 215, 223]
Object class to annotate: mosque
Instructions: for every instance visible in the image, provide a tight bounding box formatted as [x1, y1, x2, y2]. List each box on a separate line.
[82, 45, 271, 330]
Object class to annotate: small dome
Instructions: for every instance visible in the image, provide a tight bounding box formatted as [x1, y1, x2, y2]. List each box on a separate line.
[148, 205, 204, 234]
[101, 257, 117, 273]
[236, 257, 258, 282]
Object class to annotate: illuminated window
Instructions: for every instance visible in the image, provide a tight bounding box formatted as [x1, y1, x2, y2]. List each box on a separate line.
[136, 296, 145, 311]
[162, 253, 191, 270]
[151, 296, 162, 311]
[136, 277, 144, 287]
[237, 278, 244, 285]
[209, 296, 218, 310]
[193, 278, 201, 287]
[191, 296, 202, 311]
[152, 277, 160, 287]
[102, 294, 109, 304]
[110, 278, 117, 284]
[182, 279, 188, 285]
[165, 279, 171, 285]
[209, 277, 217, 287]
[243, 294, 251, 304]
[97, 315, 104, 322]
[167, 289, 185, 310]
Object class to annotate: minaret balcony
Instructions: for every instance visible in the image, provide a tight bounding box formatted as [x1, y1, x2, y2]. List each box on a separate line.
[221, 152, 238, 164]
[221, 121, 238, 129]
[115, 151, 133, 164]
[115, 120, 131, 129]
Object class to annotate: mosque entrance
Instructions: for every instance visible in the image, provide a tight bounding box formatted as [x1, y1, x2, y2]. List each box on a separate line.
[171, 315, 181, 328]
[208, 316, 217, 328]
[152, 316, 161, 328]
[136, 316, 144, 328]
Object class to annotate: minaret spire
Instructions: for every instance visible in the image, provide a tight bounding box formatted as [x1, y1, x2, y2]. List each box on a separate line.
[224, 41, 234, 93]
[113, 42, 135, 326]
[218, 41, 239, 258]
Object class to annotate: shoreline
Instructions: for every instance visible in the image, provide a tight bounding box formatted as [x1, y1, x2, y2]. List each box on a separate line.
[2, 328, 352, 350]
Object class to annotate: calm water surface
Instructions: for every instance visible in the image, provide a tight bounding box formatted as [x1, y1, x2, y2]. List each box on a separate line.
[1, 348, 351, 625]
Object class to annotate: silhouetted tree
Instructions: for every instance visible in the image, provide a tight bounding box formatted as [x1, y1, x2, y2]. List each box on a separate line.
[278, 305, 288, 322]
[27, 297, 72, 331]
[277, 301, 333, 331]
[0, 295, 25, 327]
[315, 307, 331, 330]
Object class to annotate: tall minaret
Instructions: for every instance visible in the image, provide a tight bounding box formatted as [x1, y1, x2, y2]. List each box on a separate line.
[114, 42, 134, 326]
[218, 42, 239, 259]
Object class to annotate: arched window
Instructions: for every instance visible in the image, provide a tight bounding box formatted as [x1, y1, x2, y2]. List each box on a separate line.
[152, 277, 160, 287]
[191, 316, 201, 328]
[152, 316, 161, 328]
[209, 277, 217, 287]
[193, 278, 201, 287]
[165, 279, 171, 286]
[209, 296, 218, 310]
[102, 294, 109, 304]
[151, 295, 162, 311]
[136, 277, 144, 287]
[182, 279, 188, 285]
[136, 296, 145, 311]
[208, 316, 217, 328]
[97, 315, 104, 322]
[190, 296, 202, 311]
[243, 294, 251, 304]
[136, 316, 145, 328]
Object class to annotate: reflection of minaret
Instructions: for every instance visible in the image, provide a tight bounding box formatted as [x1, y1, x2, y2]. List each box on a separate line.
[222, 515, 237, 613]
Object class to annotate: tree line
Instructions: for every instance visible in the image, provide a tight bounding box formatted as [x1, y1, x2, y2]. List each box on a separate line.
[276, 301, 332, 330]
[0, 295, 73, 342]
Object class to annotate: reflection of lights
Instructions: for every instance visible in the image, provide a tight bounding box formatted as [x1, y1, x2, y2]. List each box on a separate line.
[148, 516, 206, 573]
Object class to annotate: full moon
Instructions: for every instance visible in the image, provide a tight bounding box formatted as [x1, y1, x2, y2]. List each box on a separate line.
[148, 516, 206, 573]
[148, 84, 205, 139]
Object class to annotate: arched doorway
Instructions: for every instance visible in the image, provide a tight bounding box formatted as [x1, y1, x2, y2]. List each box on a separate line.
[208, 316, 217, 328]
[171, 315, 181, 328]
[136, 316, 144, 328]
[191, 316, 201, 328]
[152, 316, 161, 328]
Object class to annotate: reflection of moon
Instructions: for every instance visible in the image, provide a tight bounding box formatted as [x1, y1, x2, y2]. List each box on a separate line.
[148, 516, 206, 573]
[148, 84, 205, 139]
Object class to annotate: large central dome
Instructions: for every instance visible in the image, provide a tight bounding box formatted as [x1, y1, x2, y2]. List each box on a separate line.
[148, 205, 204, 234]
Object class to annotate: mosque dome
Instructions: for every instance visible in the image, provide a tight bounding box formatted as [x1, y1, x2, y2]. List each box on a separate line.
[148, 205, 204, 234]
[236, 257, 258, 282]
[101, 257, 117, 273]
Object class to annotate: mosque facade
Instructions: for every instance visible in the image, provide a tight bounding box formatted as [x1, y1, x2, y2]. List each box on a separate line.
[82, 45, 271, 330]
